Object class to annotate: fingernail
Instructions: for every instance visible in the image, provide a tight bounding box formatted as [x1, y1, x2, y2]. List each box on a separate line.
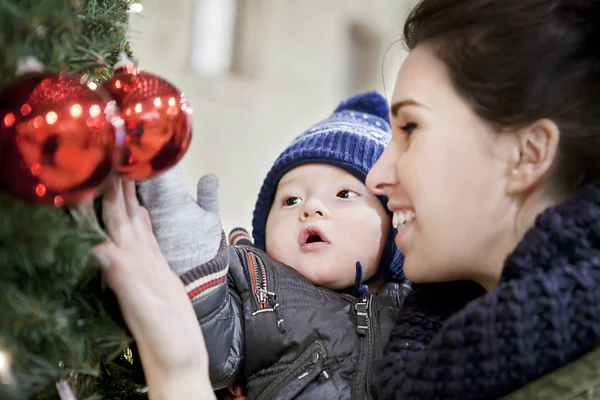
[91, 252, 111, 269]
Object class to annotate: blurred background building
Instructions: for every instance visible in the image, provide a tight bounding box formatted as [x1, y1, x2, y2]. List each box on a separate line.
[128, 0, 417, 233]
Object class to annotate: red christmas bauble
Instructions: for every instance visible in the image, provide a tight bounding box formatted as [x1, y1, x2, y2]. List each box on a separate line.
[0, 72, 125, 206]
[103, 64, 193, 181]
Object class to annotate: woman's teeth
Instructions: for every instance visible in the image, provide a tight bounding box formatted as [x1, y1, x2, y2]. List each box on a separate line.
[393, 210, 416, 230]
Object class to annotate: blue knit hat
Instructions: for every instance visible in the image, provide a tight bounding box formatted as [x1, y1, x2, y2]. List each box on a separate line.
[251, 91, 404, 283]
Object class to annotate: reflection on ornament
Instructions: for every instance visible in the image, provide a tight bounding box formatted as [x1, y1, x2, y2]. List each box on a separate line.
[0, 72, 125, 206]
[103, 62, 193, 181]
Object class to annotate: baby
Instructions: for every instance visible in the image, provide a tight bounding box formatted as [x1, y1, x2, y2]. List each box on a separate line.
[139, 91, 409, 399]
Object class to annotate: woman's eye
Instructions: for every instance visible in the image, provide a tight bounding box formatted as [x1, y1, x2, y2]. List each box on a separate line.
[284, 196, 301, 206]
[400, 122, 417, 136]
[337, 189, 357, 199]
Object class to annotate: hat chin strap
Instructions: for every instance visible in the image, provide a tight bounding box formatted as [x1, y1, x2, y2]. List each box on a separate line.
[350, 261, 369, 298]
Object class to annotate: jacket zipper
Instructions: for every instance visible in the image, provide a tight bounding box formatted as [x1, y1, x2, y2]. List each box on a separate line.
[246, 250, 269, 310]
[240, 247, 287, 333]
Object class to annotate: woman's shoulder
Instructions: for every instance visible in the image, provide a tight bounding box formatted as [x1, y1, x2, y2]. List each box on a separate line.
[500, 345, 600, 400]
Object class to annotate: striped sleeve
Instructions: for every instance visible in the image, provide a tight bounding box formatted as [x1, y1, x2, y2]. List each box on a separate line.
[179, 231, 229, 302]
[228, 227, 254, 247]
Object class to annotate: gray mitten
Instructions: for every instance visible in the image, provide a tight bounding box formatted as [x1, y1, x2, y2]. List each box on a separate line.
[137, 166, 223, 277]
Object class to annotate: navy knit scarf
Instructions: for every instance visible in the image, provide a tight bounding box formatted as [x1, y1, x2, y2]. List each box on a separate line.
[378, 184, 600, 399]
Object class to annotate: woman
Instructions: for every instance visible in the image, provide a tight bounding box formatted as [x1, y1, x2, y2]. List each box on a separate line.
[364, 0, 600, 398]
[96, 0, 600, 398]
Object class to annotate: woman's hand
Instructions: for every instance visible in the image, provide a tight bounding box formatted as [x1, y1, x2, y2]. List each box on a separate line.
[92, 177, 215, 400]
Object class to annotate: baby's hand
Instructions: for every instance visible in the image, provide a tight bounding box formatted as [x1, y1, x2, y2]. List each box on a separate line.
[137, 166, 223, 276]
[224, 384, 247, 400]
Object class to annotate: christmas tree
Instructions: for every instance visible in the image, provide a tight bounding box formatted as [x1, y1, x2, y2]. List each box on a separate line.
[0, 0, 148, 398]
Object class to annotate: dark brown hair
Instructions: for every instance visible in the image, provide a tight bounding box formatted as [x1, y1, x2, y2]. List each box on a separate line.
[403, 0, 600, 195]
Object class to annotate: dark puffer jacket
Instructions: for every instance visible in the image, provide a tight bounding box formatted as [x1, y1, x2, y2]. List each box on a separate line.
[190, 244, 410, 399]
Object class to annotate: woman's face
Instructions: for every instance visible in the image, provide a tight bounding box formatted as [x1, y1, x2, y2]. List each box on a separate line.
[366, 45, 518, 287]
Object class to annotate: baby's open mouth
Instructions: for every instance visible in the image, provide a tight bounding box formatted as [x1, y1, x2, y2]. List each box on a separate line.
[298, 227, 331, 249]
[306, 233, 324, 243]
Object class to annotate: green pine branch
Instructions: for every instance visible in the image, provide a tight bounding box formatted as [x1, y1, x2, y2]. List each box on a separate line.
[0, 0, 134, 89]
[0, 0, 147, 398]
[0, 192, 145, 399]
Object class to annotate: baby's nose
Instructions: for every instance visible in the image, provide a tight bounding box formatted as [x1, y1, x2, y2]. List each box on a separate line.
[301, 198, 329, 219]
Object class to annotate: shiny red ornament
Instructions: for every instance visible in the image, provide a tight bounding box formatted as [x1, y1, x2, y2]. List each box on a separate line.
[0, 72, 125, 206]
[103, 63, 193, 181]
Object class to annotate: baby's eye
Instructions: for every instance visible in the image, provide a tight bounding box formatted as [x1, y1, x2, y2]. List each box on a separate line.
[284, 196, 302, 206]
[337, 189, 358, 199]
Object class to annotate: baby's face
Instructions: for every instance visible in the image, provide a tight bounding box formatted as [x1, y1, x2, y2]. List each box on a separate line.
[265, 164, 390, 289]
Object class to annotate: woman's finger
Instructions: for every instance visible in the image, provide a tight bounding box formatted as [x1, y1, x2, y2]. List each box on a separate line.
[91, 242, 147, 331]
[102, 177, 134, 246]
[121, 180, 163, 254]
[138, 206, 164, 255]
[122, 180, 150, 243]
[91, 242, 131, 296]
[139, 206, 153, 232]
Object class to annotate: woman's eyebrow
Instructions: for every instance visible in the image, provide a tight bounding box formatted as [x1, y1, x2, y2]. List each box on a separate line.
[390, 98, 431, 117]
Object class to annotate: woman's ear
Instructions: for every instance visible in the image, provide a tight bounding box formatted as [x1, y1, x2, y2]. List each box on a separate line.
[506, 119, 560, 195]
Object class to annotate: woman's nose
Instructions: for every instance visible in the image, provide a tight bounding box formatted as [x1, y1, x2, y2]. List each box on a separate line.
[366, 145, 398, 196]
